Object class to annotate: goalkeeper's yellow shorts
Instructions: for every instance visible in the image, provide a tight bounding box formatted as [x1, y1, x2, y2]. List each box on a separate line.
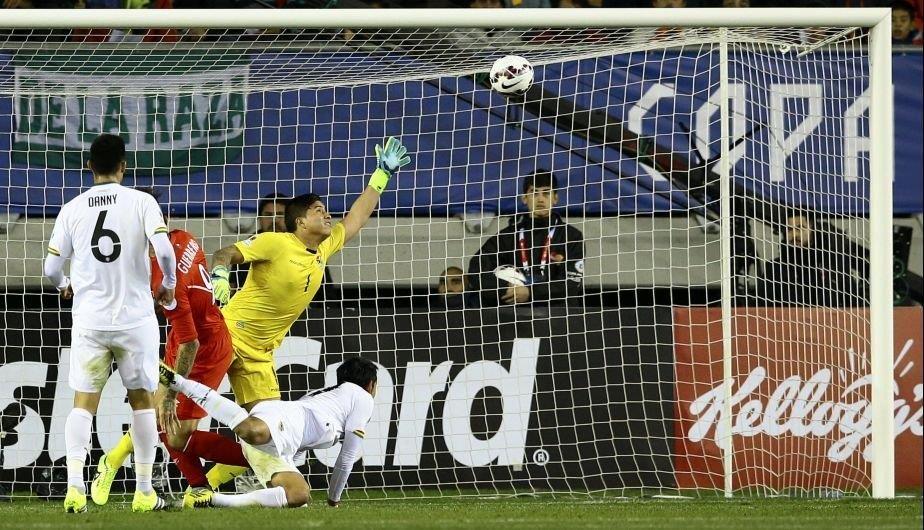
[227, 343, 280, 406]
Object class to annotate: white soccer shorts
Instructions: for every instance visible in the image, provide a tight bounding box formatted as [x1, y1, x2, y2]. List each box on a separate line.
[68, 321, 160, 393]
[242, 400, 307, 484]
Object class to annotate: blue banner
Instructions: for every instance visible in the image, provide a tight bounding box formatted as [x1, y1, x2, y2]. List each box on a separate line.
[1, 50, 920, 216]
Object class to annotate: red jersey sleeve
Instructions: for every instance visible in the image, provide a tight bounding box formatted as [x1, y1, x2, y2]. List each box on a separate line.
[164, 287, 198, 344]
[151, 230, 200, 344]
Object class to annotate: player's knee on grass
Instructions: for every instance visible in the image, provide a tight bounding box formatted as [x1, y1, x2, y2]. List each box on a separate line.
[283, 483, 311, 507]
[233, 417, 271, 446]
[271, 472, 311, 507]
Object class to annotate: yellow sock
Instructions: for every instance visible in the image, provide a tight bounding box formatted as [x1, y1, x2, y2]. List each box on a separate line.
[106, 432, 134, 468]
[206, 464, 249, 489]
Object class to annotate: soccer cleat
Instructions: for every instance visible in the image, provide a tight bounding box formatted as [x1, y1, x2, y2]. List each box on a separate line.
[63, 486, 87, 513]
[158, 361, 177, 388]
[132, 490, 168, 512]
[90, 455, 118, 505]
[183, 486, 214, 509]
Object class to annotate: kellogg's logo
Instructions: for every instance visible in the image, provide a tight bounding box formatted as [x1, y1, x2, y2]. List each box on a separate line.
[673, 306, 924, 490]
[687, 339, 922, 463]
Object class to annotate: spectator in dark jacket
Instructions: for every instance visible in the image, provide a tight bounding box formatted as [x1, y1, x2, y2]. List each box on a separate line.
[756, 213, 868, 307]
[468, 171, 584, 307]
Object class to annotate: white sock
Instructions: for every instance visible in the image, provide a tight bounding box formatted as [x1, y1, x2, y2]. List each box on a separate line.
[131, 409, 157, 494]
[212, 486, 289, 508]
[64, 408, 93, 493]
[173, 374, 249, 430]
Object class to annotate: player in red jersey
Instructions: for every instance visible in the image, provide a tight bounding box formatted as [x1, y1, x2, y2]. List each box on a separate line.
[90, 225, 250, 509]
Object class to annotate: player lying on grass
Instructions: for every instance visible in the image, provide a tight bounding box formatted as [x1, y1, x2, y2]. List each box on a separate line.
[159, 357, 377, 508]
[90, 210, 250, 509]
[202, 137, 409, 490]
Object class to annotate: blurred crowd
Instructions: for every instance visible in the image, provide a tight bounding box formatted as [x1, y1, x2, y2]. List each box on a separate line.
[1, 0, 921, 46]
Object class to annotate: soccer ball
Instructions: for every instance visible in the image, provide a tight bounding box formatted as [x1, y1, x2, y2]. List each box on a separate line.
[494, 265, 528, 287]
[489, 55, 534, 97]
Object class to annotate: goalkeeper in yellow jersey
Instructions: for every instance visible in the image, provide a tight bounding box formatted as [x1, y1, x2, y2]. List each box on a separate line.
[211, 137, 408, 408]
[200, 138, 408, 498]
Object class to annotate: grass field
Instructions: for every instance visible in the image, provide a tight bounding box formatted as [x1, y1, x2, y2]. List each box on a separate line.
[0, 495, 920, 530]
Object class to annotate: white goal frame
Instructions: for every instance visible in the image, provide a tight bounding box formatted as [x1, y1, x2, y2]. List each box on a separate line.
[1, 7, 895, 499]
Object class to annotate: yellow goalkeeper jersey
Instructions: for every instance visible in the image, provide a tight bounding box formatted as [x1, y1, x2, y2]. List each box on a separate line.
[222, 224, 345, 354]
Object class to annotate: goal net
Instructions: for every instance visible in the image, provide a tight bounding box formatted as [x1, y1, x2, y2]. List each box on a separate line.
[0, 8, 899, 501]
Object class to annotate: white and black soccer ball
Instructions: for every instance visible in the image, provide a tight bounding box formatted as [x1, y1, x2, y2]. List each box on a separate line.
[489, 55, 534, 97]
[494, 265, 528, 287]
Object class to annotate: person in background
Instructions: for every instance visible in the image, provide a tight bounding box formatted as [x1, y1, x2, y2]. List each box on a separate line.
[504, 0, 551, 8]
[431, 266, 468, 309]
[756, 212, 869, 308]
[468, 170, 584, 307]
[893, 0, 923, 45]
[256, 192, 289, 235]
[652, 0, 685, 7]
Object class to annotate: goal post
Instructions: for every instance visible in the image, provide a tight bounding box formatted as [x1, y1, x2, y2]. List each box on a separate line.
[867, 14, 895, 500]
[0, 8, 898, 500]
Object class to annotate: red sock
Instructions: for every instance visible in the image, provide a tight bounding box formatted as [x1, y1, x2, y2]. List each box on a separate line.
[185, 430, 250, 468]
[160, 432, 209, 488]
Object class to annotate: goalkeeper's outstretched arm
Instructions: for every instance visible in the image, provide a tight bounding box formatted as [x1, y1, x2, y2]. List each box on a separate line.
[341, 136, 411, 243]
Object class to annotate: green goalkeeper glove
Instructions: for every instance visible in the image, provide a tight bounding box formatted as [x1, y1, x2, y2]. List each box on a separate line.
[210, 266, 231, 307]
[369, 136, 411, 193]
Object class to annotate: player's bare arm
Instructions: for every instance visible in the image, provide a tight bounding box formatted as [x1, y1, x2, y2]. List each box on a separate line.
[158, 338, 199, 438]
[212, 244, 246, 270]
[209, 245, 245, 306]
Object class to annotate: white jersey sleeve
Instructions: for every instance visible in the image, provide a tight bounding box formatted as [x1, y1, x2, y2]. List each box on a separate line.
[326, 386, 374, 503]
[140, 193, 169, 240]
[47, 210, 74, 259]
[344, 390, 375, 438]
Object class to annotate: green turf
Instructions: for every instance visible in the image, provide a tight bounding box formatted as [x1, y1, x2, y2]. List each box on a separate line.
[0, 495, 920, 530]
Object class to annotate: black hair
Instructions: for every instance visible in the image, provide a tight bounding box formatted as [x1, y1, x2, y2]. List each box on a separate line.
[284, 193, 324, 232]
[522, 170, 559, 194]
[89, 134, 126, 176]
[439, 266, 464, 285]
[893, 0, 916, 17]
[336, 357, 378, 390]
[258, 192, 291, 216]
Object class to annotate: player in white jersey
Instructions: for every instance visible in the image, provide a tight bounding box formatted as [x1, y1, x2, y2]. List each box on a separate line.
[43, 134, 178, 514]
[158, 357, 377, 508]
